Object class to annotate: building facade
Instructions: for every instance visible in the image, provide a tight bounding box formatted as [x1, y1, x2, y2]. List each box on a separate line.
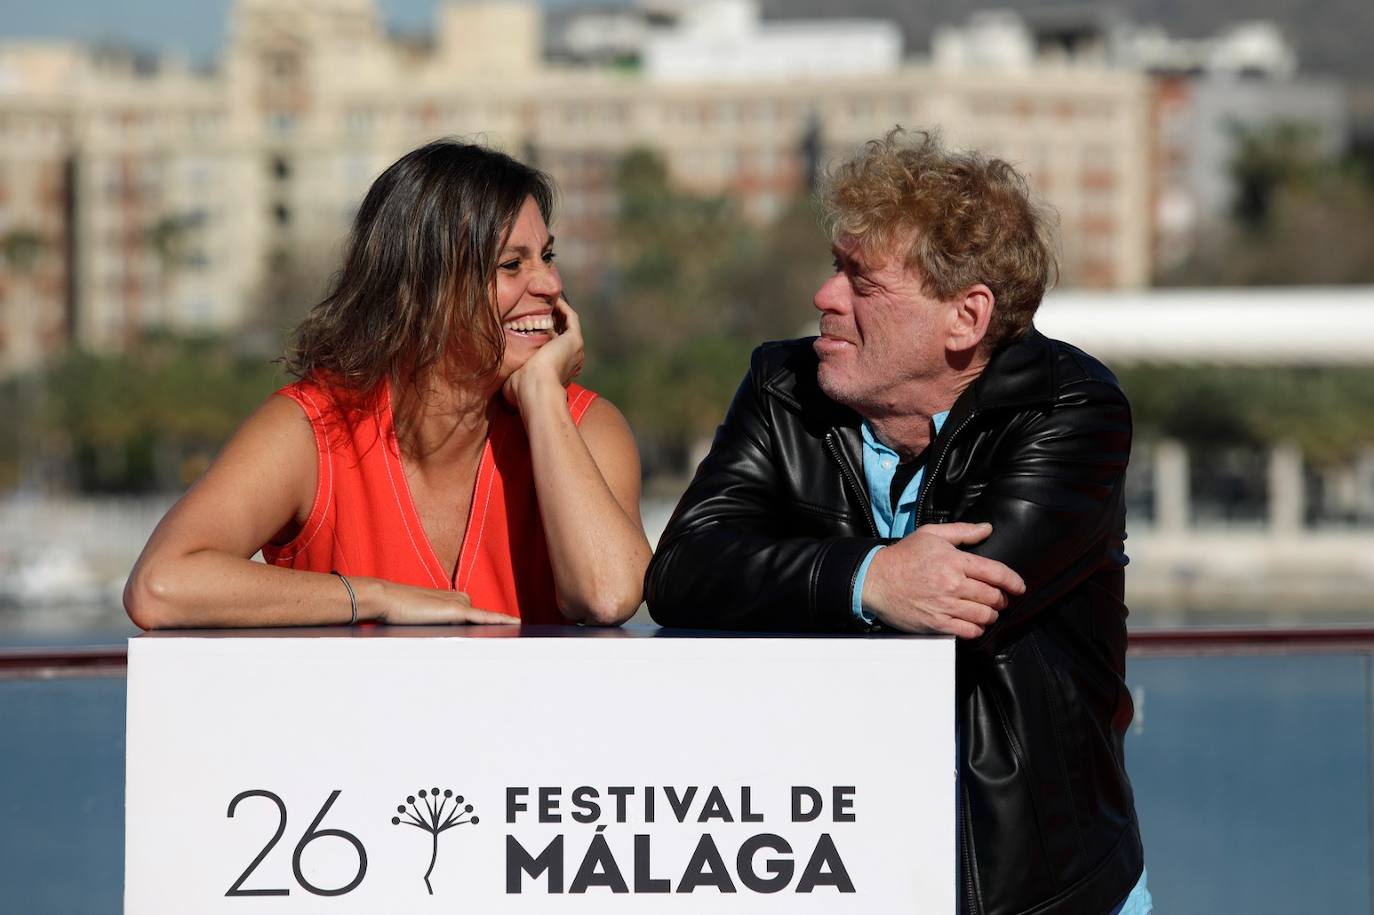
[929, 10, 1348, 275]
[0, 0, 1153, 375]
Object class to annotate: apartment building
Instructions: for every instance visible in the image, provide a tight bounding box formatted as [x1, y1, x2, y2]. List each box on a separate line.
[0, 0, 1152, 374]
[931, 9, 1347, 273]
[0, 45, 79, 375]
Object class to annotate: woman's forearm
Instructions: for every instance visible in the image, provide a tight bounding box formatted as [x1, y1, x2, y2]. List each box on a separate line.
[124, 549, 383, 629]
[518, 382, 651, 624]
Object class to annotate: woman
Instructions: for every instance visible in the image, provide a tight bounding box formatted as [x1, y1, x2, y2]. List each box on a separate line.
[124, 140, 651, 628]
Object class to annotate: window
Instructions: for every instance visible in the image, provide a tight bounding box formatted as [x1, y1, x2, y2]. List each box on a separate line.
[183, 158, 212, 188]
[345, 108, 373, 137]
[190, 111, 218, 136]
[267, 112, 297, 137]
[267, 52, 299, 79]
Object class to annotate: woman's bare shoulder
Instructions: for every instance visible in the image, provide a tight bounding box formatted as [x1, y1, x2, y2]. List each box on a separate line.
[194, 393, 320, 520]
[576, 394, 633, 439]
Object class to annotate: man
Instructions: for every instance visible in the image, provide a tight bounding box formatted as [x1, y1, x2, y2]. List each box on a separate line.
[645, 130, 1149, 915]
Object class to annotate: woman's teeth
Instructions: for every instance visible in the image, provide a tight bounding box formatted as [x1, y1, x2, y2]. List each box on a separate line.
[504, 315, 554, 335]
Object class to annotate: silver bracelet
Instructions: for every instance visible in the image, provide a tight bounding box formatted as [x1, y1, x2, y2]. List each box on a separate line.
[331, 570, 358, 626]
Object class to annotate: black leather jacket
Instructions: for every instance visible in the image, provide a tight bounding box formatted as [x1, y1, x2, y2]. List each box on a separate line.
[646, 330, 1144, 915]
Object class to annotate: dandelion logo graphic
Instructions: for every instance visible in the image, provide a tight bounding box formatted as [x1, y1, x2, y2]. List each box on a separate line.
[391, 787, 480, 895]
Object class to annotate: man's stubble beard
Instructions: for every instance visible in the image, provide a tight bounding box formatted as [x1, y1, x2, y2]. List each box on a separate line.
[817, 362, 878, 417]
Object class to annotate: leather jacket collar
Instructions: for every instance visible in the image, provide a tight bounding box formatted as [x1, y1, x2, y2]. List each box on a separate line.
[758, 326, 1060, 505]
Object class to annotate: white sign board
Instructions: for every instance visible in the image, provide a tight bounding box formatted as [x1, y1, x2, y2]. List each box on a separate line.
[126, 630, 954, 913]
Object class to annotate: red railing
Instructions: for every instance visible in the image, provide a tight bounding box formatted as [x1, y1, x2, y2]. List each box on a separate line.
[0, 645, 128, 678]
[1128, 626, 1374, 655]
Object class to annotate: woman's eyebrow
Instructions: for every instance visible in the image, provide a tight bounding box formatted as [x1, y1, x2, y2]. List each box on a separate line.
[499, 236, 556, 257]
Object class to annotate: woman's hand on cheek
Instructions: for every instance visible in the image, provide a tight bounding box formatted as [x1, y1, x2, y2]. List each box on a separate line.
[503, 296, 585, 412]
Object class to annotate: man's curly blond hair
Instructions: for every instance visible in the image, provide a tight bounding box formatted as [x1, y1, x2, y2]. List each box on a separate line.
[822, 128, 1058, 349]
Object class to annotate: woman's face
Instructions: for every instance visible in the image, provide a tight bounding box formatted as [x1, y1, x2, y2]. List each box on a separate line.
[494, 195, 562, 380]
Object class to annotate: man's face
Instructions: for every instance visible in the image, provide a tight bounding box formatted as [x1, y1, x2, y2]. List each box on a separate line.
[812, 239, 948, 415]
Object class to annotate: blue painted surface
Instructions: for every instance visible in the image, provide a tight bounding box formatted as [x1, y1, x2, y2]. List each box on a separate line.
[0, 650, 1369, 912]
[0, 677, 126, 914]
[1125, 654, 1371, 915]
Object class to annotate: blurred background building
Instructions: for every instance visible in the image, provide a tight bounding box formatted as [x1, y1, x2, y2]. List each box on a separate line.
[0, 0, 1156, 372]
[1, 0, 1372, 634]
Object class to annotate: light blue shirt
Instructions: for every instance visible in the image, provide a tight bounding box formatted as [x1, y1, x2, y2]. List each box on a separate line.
[1111, 870, 1154, 914]
[849, 411, 948, 623]
[851, 414, 1153, 913]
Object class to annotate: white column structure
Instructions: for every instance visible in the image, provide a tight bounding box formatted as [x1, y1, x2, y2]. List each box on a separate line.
[1267, 441, 1305, 534]
[1153, 439, 1190, 532]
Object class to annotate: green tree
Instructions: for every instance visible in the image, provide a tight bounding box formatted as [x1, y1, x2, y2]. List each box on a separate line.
[1229, 123, 1322, 231]
[21, 333, 284, 493]
[0, 227, 44, 272]
[1159, 124, 1374, 286]
[1117, 365, 1374, 466]
[579, 149, 830, 474]
[0, 227, 51, 489]
[147, 212, 198, 269]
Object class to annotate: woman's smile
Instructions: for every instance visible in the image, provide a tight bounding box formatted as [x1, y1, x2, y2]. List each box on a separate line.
[502, 312, 556, 340]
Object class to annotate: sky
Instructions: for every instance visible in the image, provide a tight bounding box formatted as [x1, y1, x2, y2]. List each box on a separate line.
[0, 1, 605, 62]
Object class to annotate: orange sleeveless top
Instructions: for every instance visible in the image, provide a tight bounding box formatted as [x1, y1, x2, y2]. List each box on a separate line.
[261, 377, 599, 624]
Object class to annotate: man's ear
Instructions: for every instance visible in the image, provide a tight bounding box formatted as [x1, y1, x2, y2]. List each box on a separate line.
[946, 284, 994, 354]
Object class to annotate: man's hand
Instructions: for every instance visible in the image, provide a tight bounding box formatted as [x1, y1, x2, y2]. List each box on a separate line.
[862, 522, 1026, 639]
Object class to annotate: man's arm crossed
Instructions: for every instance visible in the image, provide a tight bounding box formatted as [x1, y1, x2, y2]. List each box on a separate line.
[646, 350, 881, 631]
[955, 375, 1132, 650]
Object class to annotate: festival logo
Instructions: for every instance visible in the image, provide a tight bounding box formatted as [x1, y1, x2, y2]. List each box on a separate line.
[391, 787, 481, 895]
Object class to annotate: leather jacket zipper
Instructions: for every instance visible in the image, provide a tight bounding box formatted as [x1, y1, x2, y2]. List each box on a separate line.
[961, 799, 979, 914]
[915, 411, 979, 527]
[835, 418, 978, 913]
[825, 431, 878, 536]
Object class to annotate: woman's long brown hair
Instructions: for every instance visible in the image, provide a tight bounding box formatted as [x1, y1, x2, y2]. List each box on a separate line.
[282, 139, 555, 437]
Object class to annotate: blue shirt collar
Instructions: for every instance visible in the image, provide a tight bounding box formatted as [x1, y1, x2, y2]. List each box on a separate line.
[860, 411, 949, 537]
